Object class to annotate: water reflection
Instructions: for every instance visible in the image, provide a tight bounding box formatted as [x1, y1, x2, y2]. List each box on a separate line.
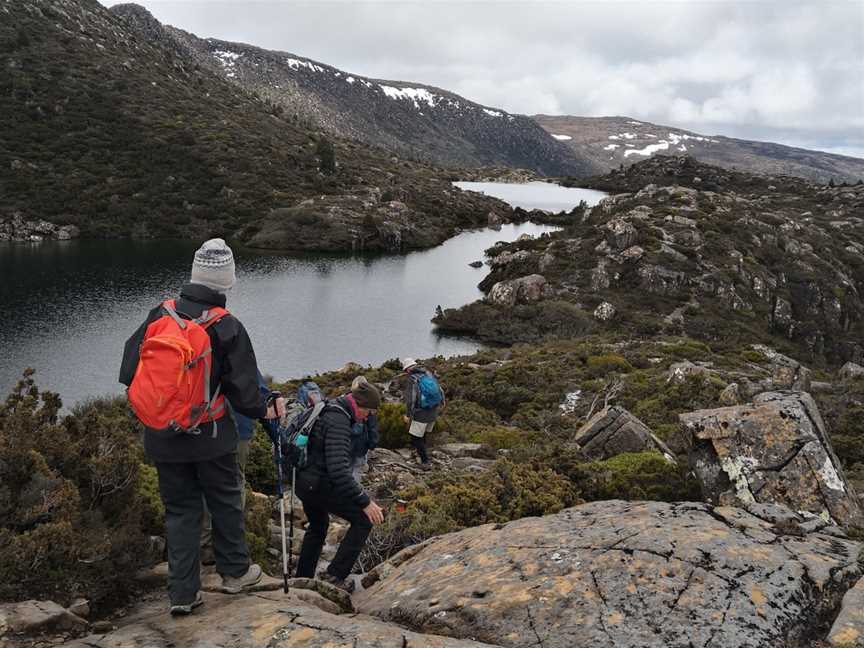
[0, 224, 559, 404]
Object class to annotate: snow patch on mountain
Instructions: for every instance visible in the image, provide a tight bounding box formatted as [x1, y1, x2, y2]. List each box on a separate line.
[552, 134, 572, 140]
[286, 57, 324, 73]
[603, 143, 619, 150]
[622, 132, 720, 158]
[484, 108, 503, 117]
[379, 85, 439, 108]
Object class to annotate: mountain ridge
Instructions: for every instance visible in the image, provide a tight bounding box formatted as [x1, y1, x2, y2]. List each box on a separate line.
[534, 115, 864, 184]
[109, 3, 599, 178]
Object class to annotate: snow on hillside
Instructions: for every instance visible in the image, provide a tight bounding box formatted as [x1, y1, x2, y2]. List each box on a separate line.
[208, 46, 513, 120]
[213, 50, 241, 78]
[621, 132, 720, 158]
[552, 134, 572, 141]
[286, 57, 324, 73]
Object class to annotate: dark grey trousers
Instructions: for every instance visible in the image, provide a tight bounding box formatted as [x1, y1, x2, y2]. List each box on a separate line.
[155, 452, 250, 605]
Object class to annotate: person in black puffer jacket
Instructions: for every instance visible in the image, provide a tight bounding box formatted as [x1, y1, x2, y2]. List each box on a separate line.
[294, 380, 385, 590]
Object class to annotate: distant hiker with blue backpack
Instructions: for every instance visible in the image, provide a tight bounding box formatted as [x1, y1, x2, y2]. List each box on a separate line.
[288, 379, 385, 591]
[401, 358, 445, 468]
[119, 239, 285, 615]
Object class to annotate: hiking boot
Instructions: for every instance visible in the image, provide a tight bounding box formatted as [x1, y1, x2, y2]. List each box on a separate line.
[221, 563, 262, 594]
[318, 571, 355, 594]
[170, 591, 204, 616]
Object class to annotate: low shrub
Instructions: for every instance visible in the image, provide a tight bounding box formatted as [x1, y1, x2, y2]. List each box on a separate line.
[245, 425, 277, 494]
[586, 353, 633, 378]
[377, 402, 408, 449]
[358, 459, 578, 569]
[0, 373, 154, 608]
[575, 451, 701, 502]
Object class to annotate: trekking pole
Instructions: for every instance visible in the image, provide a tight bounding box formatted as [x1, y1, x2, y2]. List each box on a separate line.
[266, 391, 290, 594]
[287, 465, 296, 591]
[277, 430, 290, 594]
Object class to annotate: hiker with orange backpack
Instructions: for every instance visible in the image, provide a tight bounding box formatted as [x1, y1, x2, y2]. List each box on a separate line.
[119, 239, 285, 616]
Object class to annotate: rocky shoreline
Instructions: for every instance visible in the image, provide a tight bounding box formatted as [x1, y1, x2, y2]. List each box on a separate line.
[0, 214, 80, 243]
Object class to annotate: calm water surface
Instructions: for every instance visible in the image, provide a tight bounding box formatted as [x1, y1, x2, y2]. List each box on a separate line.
[453, 181, 608, 212]
[0, 184, 606, 404]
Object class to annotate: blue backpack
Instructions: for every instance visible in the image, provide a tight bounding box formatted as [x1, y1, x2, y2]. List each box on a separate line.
[415, 371, 444, 409]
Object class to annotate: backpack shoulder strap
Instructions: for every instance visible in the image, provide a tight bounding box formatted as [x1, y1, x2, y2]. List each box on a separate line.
[195, 306, 230, 329]
[161, 300, 187, 329]
[299, 401, 327, 435]
[323, 401, 351, 420]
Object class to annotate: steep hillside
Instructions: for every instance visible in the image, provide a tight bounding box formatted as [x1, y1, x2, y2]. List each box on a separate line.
[535, 115, 864, 185]
[0, 0, 504, 250]
[109, 3, 596, 178]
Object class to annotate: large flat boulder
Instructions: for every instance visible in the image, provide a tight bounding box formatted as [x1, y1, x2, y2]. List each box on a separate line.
[573, 406, 675, 461]
[355, 500, 862, 648]
[65, 590, 494, 648]
[680, 391, 863, 527]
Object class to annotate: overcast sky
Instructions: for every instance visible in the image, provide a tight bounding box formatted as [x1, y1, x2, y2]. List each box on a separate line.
[100, 0, 864, 158]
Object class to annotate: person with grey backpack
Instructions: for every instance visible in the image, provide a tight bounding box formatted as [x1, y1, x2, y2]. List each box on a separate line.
[400, 358, 445, 468]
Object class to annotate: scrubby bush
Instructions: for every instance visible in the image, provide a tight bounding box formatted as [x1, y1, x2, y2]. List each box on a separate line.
[0, 373, 155, 608]
[586, 353, 633, 378]
[244, 425, 277, 494]
[574, 452, 700, 502]
[436, 399, 502, 442]
[359, 458, 579, 568]
[377, 402, 408, 449]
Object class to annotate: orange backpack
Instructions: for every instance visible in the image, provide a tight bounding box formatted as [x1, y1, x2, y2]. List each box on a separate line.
[128, 300, 228, 436]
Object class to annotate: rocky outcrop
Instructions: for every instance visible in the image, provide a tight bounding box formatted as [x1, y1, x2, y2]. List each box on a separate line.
[573, 407, 675, 461]
[593, 301, 616, 321]
[681, 391, 863, 527]
[487, 274, 552, 307]
[750, 344, 812, 391]
[64, 590, 493, 648]
[840, 361, 864, 381]
[0, 214, 80, 242]
[447, 155, 864, 364]
[356, 500, 862, 648]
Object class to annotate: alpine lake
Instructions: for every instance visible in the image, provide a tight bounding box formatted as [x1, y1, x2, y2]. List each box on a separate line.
[0, 183, 607, 404]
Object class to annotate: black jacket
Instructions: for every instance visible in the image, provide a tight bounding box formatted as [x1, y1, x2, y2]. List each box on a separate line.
[301, 397, 370, 509]
[119, 283, 268, 463]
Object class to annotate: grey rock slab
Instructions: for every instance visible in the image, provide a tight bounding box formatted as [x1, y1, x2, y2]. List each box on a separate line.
[682, 391, 864, 528]
[574, 406, 675, 462]
[438, 443, 486, 458]
[66, 591, 495, 648]
[355, 500, 862, 648]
